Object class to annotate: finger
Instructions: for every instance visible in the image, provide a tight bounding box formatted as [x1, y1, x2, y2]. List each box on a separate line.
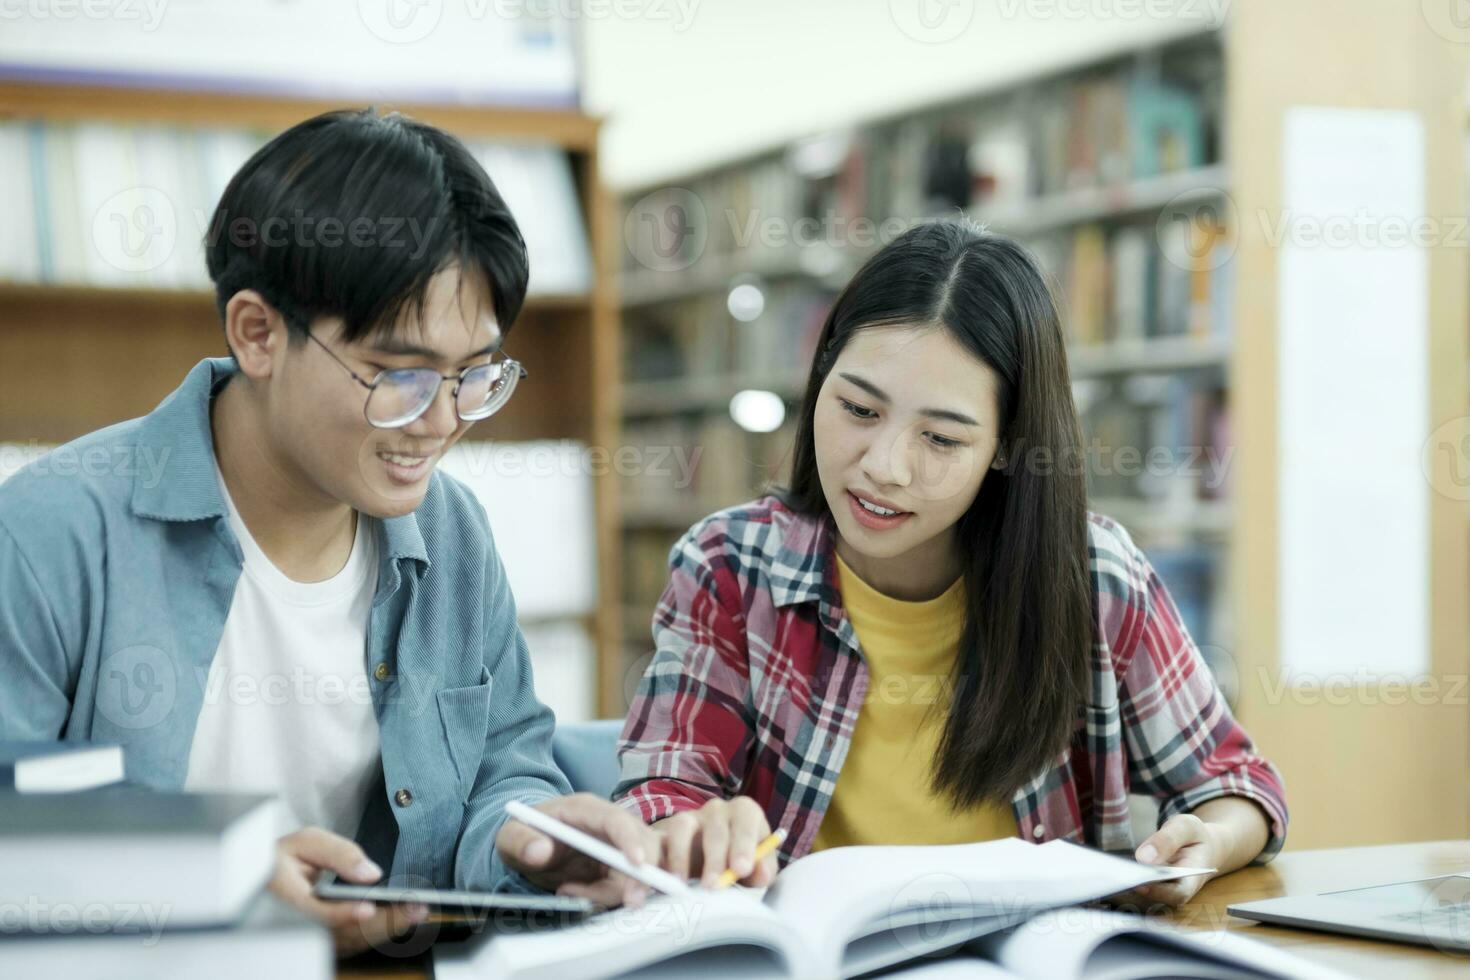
[288, 827, 382, 883]
[746, 851, 779, 888]
[726, 798, 768, 880]
[657, 814, 699, 881]
[267, 858, 378, 927]
[558, 877, 640, 909]
[497, 817, 559, 870]
[570, 796, 657, 866]
[699, 808, 732, 889]
[1135, 815, 1202, 865]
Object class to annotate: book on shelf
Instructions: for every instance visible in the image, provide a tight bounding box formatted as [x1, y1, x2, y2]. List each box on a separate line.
[0, 121, 592, 297]
[1047, 219, 1233, 347]
[432, 837, 1340, 980]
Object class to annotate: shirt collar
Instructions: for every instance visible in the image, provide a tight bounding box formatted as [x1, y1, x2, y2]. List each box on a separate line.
[130, 357, 429, 568]
[769, 504, 836, 608]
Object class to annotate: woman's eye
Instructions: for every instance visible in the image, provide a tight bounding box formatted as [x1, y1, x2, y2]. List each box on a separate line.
[839, 398, 877, 420]
[926, 433, 961, 449]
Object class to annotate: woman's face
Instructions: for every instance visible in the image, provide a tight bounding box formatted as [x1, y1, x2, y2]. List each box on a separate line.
[814, 323, 1004, 570]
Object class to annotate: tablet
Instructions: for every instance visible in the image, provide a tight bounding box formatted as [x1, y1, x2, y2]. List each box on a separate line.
[313, 875, 597, 915]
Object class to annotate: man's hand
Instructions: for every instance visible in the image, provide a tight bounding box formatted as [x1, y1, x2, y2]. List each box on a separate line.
[654, 796, 778, 890]
[268, 826, 429, 958]
[495, 793, 660, 908]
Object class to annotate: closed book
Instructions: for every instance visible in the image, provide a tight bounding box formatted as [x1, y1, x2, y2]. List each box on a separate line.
[0, 891, 330, 980]
[0, 742, 123, 793]
[0, 787, 282, 928]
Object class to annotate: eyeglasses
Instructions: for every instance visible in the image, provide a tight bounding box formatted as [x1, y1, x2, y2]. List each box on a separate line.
[307, 332, 527, 429]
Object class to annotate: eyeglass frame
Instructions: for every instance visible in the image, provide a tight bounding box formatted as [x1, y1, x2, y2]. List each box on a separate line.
[305, 330, 528, 429]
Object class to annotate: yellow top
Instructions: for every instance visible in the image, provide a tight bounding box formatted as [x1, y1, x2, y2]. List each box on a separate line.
[812, 553, 1019, 851]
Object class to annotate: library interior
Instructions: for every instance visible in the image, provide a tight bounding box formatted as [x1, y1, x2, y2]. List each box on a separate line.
[2, 1, 1469, 978]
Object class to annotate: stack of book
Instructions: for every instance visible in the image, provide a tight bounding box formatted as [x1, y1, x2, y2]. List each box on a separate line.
[0, 742, 329, 977]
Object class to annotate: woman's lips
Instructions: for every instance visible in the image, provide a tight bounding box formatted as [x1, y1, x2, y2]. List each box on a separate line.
[846, 490, 913, 531]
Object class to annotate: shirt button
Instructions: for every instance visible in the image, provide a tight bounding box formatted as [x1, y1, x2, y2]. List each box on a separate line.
[1032, 824, 1046, 838]
[394, 788, 414, 808]
[374, 662, 390, 682]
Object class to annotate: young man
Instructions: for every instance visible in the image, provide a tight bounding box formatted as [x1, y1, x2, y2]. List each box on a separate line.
[0, 109, 653, 955]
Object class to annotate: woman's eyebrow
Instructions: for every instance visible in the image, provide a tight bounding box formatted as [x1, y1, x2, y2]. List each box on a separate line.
[837, 371, 979, 426]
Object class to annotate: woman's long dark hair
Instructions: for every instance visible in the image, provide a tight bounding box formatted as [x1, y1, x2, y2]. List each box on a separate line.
[784, 220, 1093, 808]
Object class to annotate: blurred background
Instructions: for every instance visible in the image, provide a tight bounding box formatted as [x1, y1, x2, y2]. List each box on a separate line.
[0, 0, 1466, 853]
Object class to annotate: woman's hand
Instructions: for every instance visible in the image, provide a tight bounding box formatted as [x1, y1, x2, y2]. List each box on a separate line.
[1122, 812, 1224, 908]
[267, 826, 429, 958]
[1119, 796, 1272, 909]
[495, 793, 660, 908]
[654, 796, 779, 889]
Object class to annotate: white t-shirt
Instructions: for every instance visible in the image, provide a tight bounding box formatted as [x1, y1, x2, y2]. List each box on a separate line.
[183, 467, 382, 839]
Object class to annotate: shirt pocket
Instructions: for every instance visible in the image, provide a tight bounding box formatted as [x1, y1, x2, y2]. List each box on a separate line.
[435, 665, 494, 801]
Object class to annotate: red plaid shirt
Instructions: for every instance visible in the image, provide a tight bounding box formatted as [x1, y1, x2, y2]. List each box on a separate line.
[614, 496, 1287, 867]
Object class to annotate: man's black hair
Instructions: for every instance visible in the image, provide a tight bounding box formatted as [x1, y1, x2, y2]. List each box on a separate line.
[205, 107, 529, 348]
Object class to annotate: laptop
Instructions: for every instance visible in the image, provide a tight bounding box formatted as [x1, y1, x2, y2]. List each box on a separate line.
[1229, 873, 1470, 952]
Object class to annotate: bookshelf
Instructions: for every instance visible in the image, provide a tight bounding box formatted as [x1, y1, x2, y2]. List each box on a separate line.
[0, 80, 628, 717]
[615, 27, 1235, 701]
[612, 7, 1470, 854]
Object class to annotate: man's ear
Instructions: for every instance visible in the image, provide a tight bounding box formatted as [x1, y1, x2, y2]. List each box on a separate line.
[223, 289, 288, 380]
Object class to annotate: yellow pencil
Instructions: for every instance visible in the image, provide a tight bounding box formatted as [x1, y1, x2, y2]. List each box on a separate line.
[715, 828, 788, 889]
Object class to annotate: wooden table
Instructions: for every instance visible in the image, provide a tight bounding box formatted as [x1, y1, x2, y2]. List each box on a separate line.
[339, 840, 1470, 978]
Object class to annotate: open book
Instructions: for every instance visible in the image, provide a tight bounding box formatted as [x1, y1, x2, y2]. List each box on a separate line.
[899, 907, 1350, 979]
[434, 837, 1321, 980]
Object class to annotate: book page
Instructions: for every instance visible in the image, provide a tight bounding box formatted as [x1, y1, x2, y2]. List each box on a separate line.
[765, 838, 1205, 977]
[433, 888, 816, 980]
[980, 907, 1352, 980]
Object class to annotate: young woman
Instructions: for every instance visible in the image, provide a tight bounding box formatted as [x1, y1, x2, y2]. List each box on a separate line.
[613, 220, 1286, 907]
